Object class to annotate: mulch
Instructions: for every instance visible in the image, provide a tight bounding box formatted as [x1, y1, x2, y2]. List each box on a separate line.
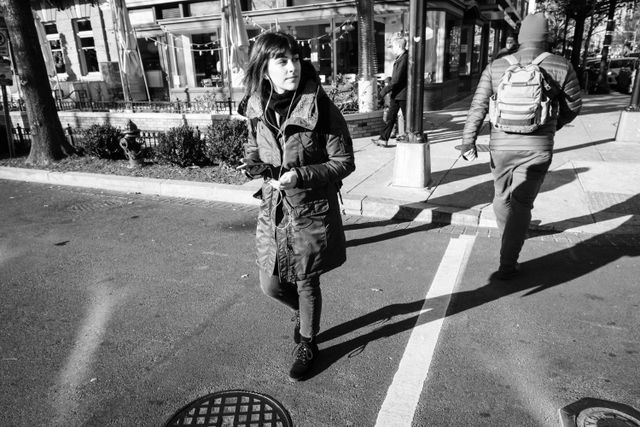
[0, 155, 249, 186]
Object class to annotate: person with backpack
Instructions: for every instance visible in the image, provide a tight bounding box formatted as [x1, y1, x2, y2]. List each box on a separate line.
[459, 13, 582, 280]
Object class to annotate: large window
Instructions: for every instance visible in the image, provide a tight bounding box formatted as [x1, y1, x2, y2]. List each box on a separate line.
[424, 11, 446, 83]
[74, 19, 99, 75]
[284, 20, 365, 85]
[44, 22, 65, 74]
[445, 21, 461, 79]
[192, 33, 222, 86]
[335, 21, 358, 77]
[471, 25, 482, 73]
[157, 3, 181, 19]
[459, 26, 472, 76]
[287, 24, 332, 82]
[188, 1, 219, 16]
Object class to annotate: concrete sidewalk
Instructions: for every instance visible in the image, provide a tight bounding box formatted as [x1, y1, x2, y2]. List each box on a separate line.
[1, 93, 639, 237]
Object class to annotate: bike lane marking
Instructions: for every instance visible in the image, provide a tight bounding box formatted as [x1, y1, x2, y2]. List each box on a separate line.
[375, 234, 477, 427]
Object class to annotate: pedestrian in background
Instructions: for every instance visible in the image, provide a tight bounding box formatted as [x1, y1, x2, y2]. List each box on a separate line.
[459, 14, 582, 280]
[494, 35, 518, 60]
[238, 32, 355, 381]
[372, 36, 408, 147]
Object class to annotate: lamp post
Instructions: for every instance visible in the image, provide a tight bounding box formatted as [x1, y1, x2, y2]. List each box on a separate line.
[392, 0, 431, 188]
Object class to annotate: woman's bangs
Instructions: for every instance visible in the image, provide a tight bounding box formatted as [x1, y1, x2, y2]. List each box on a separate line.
[267, 37, 300, 59]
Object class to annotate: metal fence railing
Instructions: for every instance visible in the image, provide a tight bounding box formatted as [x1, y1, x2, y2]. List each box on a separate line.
[1, 98, 237, 115]
[6, 124, 176, 151]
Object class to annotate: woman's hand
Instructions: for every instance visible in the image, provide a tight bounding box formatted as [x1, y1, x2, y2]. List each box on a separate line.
[277, 171, 298, 189]
[237, 158, 268, 178]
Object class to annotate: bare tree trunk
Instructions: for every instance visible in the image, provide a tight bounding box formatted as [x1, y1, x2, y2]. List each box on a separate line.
[597, 0, 617, 92]
[0, 0, 74, 165]
[356, 0, 377, 112]
[582, 14, 597, 69]
[570, 12, 586, 71]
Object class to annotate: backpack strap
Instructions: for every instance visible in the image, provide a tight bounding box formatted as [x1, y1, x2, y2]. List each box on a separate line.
[504, 55, 519, 66]
[532, 52, 552, 65]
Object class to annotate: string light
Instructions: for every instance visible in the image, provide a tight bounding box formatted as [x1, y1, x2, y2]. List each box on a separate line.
[147, 15, 357, 54]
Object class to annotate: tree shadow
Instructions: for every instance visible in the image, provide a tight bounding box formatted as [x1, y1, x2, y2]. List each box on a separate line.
[578, 94, 631, 116]
[312, 209, 639, 378]
[537, 193, 640, 236]
[344, 167, 588, 247]
[552, 138, 613, 154]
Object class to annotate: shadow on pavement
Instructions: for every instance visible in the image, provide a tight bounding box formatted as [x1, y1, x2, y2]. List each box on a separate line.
[344, 167, 588, 247]
[312, 225, 638, 379]
[541, 193, 640, 234]
[578, 96, 631, 116]
[552, 138, 614, 154]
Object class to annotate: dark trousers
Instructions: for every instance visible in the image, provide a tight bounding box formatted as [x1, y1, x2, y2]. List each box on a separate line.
[259, 269, 322, 340]
[490, 150, 552, 267]
[380, 98, 406, 141]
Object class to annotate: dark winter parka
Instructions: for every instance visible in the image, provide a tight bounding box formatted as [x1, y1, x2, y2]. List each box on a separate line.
[462, 45, 582, 151]
[241, 68, 355, 283]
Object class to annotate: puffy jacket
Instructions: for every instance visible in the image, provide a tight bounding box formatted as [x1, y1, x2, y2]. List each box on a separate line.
[241, 75, 355, 282]
[462, 46, 582, 151]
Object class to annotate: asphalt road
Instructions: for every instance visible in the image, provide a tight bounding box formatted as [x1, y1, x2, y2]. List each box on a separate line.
[1, 180, 639, 427]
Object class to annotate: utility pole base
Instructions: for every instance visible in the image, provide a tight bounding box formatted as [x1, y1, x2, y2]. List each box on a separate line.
[392, 142, 431, 188]
[615, 111, 640, 143]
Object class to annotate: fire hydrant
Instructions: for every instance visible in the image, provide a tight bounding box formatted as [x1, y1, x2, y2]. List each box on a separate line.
[119, 119, 142, 168]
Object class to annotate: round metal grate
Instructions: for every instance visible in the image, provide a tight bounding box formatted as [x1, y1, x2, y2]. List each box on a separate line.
[560, 398, 640, 427]
[576, 407, 640, 427]
[165, 390, 293, 427]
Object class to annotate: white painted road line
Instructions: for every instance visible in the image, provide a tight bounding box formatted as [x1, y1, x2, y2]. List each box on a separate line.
[375, 234, 477, 427]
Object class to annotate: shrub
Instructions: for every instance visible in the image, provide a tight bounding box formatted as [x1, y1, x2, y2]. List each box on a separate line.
[327, 74, 359, 114]
[204, 119, 248, 167]
[76, 123, 125, 160]
[155, 124, 208, 167]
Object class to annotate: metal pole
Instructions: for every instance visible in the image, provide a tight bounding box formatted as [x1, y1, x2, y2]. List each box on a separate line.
[222, 0, 234, 115]
[392, 0, 431, 188]
[331, 18, 337, 85]
[629, 62, 640, 109]
[111, 0, 130, 102]
[405, 0, 427, 143]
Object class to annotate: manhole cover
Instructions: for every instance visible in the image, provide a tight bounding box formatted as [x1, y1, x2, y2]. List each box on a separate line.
[165, 390, 293, 427]
[560, 398, 640, 427]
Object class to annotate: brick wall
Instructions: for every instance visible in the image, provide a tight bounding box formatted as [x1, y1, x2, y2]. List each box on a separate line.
[344, 110, 385, 138]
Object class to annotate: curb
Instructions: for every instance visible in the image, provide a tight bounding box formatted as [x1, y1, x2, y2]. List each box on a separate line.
[1, 166, 489, 228]
[0, 166, 259, 207]
[4, 166, 637, 238]
[341, 193, 492, 227]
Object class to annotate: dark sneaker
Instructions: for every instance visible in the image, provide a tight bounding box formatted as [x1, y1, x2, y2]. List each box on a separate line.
[493, 263, 520, 280]
[288, 340, 318, 382]
[371, 138, 388, 147]
[291, 311, 301, 344]
[396, 135, 407, 142]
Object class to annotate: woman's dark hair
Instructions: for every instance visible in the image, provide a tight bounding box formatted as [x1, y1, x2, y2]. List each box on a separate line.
[243, 31, 301, 98]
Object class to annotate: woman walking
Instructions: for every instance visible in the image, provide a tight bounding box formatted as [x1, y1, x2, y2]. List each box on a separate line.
[238, 32, 355, 381]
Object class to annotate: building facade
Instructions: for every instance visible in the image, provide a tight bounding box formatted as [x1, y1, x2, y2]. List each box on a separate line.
[28, 0, 527, 110]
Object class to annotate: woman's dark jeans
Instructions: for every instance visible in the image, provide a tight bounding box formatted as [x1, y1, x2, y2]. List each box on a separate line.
[259, 270, 321, 340]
